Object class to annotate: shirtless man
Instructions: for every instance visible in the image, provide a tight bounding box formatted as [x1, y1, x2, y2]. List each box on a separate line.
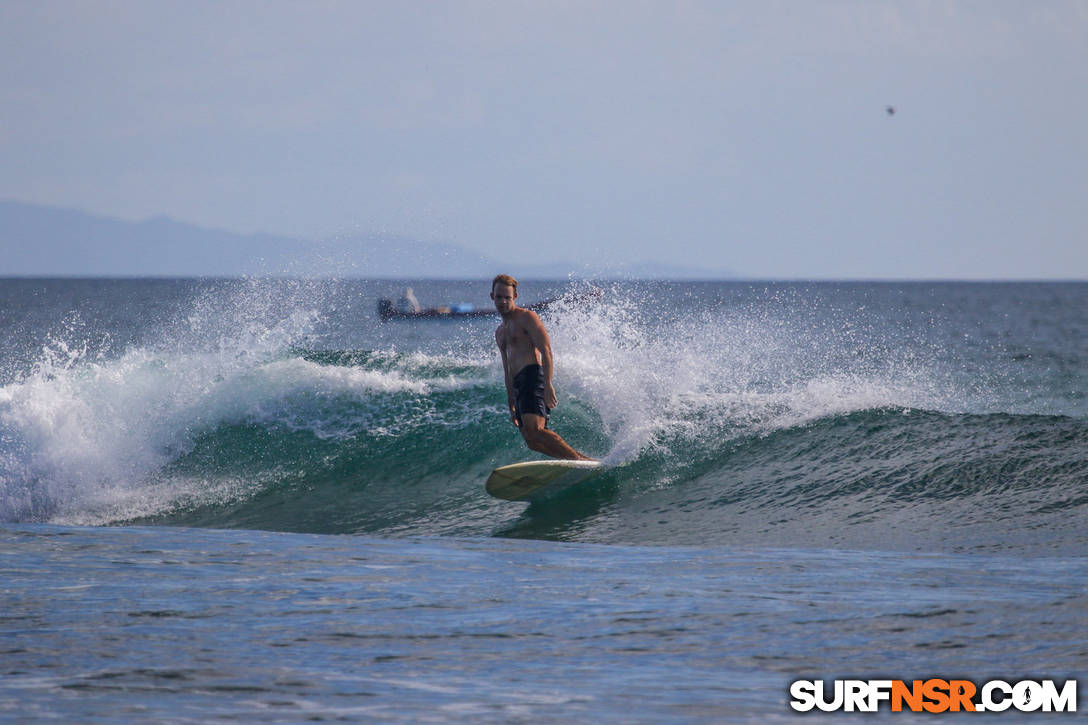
[491, 274, 593, 461]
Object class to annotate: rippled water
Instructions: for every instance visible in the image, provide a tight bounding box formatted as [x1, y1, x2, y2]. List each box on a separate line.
[3, 525, 1086, 722]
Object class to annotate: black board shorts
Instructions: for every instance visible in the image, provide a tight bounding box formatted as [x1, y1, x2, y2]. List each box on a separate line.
[513, 364, 550, 427]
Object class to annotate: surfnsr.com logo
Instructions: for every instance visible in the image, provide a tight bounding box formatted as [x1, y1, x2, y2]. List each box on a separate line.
[789, 679, 1078, 713]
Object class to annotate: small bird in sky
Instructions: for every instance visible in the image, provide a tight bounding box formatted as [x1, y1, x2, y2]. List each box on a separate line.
[886, 105, 896, 116]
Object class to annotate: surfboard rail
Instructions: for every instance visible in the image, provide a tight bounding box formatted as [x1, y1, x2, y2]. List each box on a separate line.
[486, 459, 603, 501]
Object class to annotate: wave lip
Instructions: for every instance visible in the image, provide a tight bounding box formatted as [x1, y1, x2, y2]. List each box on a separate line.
[0, 341, 498, 525]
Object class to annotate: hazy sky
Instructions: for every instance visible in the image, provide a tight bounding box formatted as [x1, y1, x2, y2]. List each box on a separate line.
[2, 1, 1086, 279]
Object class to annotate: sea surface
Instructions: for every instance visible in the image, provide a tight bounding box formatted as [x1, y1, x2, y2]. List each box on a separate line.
[1, 278, 1085, 722]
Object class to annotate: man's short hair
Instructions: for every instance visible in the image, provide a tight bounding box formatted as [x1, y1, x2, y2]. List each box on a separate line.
[492, 274, 518, 294]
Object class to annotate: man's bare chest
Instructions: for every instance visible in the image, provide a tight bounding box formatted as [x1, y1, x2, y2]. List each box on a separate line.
[500, 321, 534, 351]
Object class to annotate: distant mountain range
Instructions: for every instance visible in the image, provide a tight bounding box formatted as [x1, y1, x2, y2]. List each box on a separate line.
[0, 199, 735, 279]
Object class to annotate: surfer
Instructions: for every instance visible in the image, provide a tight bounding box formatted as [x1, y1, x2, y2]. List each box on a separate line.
[491, 274, 594, 461]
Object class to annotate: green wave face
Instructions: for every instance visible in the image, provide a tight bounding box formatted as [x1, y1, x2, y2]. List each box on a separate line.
[142, 388, 1088, 555]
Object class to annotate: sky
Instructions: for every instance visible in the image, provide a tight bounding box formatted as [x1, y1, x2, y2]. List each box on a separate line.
[1, 1, 1086, 279]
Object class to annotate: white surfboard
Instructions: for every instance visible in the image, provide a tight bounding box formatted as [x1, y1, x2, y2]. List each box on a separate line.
[486, 459, 603, 501]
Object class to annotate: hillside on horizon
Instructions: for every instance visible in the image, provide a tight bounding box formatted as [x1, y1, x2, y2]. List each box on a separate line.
[0, 200, 736, 279]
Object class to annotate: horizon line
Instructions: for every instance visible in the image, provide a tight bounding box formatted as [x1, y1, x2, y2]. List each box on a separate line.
[1, 275, 1085, 284]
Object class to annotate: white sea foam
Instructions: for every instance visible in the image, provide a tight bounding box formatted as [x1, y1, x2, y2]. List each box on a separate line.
[544, 287, 950, 465]
[0, 346, 495, 523]
[0, 279, 498, 524]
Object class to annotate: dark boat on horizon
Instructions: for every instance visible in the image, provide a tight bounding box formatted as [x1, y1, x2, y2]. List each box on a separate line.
[377, 290, 601, 321]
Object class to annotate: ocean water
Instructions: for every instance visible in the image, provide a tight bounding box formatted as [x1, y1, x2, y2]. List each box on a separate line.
[1, 278, 1086, 721]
